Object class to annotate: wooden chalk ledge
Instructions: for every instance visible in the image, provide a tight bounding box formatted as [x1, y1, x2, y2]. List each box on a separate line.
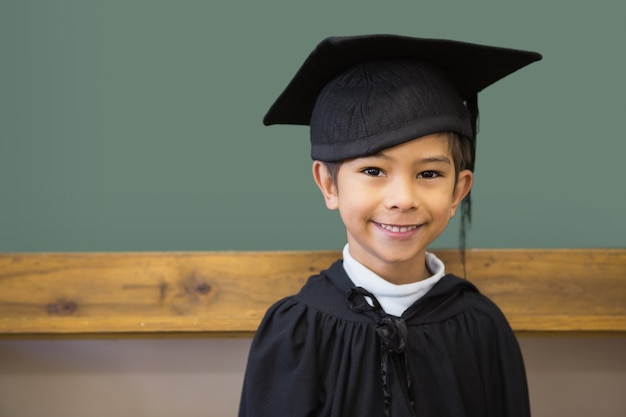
[0, 249, 625, 337]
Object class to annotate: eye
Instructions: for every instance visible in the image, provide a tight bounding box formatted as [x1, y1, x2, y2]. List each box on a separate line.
[361, 167, 384, 177]
[418, 170, 441, 179]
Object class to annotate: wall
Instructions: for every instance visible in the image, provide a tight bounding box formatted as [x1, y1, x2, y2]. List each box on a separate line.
[1, 337, 625, 417]
[1, 1, 625, 416]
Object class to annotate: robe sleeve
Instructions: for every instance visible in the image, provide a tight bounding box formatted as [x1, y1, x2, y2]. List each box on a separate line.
[238, 297, 321, 417]
[474, 298, 531, 417]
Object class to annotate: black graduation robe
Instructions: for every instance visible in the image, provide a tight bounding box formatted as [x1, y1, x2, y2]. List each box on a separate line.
[239, 260, 530, 417]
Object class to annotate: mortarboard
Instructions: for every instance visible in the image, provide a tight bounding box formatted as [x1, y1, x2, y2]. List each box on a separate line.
[263, 34, 541, 166]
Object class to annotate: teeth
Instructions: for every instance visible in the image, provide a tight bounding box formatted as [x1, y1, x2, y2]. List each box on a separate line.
[379, 223, 418, 232]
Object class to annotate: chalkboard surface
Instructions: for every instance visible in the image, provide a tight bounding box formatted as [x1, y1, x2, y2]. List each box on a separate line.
[1, 1, 624, 252]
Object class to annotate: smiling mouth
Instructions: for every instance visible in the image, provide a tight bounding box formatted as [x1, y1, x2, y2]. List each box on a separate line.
[377, 222, 419, 233]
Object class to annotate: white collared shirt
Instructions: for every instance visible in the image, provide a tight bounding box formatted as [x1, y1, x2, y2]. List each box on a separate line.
[342, 244, 446, 317]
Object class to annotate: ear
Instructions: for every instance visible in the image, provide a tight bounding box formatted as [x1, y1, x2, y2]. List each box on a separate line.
[312, 161, 339, 210]
[450, 169, 474, 217]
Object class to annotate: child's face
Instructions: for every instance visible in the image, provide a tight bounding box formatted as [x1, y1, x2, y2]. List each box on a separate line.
[313, 133, 472, 284]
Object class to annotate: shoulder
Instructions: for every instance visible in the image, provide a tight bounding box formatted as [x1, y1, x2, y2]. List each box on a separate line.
[416, 274, 513, 332]
[293, 259, 371, 321]
[253, 260, 368, 340]
[445, 275, 517, 340]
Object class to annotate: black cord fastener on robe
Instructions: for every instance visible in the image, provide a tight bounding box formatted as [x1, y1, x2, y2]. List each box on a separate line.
[346, 287, 416, 417]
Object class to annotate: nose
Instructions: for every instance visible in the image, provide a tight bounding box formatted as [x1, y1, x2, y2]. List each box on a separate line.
[384, 175, 418, 212]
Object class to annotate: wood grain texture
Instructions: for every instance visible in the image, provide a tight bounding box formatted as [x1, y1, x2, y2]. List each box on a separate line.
[0, 249, 624, 336]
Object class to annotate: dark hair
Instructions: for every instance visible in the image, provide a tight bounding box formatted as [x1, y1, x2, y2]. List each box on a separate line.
[444, 132, 473, 180]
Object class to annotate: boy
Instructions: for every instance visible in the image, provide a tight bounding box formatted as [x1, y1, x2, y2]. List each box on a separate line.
[239, 34, 541, 417]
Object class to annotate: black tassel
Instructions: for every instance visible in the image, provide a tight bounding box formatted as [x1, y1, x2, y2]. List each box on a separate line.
[460, 94, 479, 278]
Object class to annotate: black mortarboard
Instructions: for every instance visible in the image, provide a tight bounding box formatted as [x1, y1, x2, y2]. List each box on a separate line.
[263, 34, 541, 165]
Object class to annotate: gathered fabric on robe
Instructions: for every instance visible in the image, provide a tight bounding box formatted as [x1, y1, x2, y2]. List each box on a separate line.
[239, 260, 530, 417]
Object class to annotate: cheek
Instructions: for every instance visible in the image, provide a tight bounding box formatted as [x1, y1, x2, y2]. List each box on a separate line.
[337, 194, 363, 217]
[336, 188, 372, 220]
[426, 190, 458, 218]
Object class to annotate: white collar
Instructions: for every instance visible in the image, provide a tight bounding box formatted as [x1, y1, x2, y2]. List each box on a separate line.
[341, 244, 446, 317]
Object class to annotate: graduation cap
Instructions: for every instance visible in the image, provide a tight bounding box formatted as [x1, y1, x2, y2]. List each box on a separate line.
[263, 34, 542, 166]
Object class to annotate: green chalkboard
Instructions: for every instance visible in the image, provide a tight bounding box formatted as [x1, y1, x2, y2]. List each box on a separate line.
[1, 1, 624, 252]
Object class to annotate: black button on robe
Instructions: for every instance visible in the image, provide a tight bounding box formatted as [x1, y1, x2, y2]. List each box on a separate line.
[239, 260, 530, 417]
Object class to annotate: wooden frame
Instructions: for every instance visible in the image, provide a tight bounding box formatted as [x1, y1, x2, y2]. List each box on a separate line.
[1, 249, 625, 337]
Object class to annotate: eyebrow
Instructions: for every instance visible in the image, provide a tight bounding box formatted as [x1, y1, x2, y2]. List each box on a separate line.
[418, 155, 452, 165]
[367, 152, 452, 165]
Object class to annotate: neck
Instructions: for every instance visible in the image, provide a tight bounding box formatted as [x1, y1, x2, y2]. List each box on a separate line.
[376, 263, 431, 285]
[355, 255, 430, 285]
